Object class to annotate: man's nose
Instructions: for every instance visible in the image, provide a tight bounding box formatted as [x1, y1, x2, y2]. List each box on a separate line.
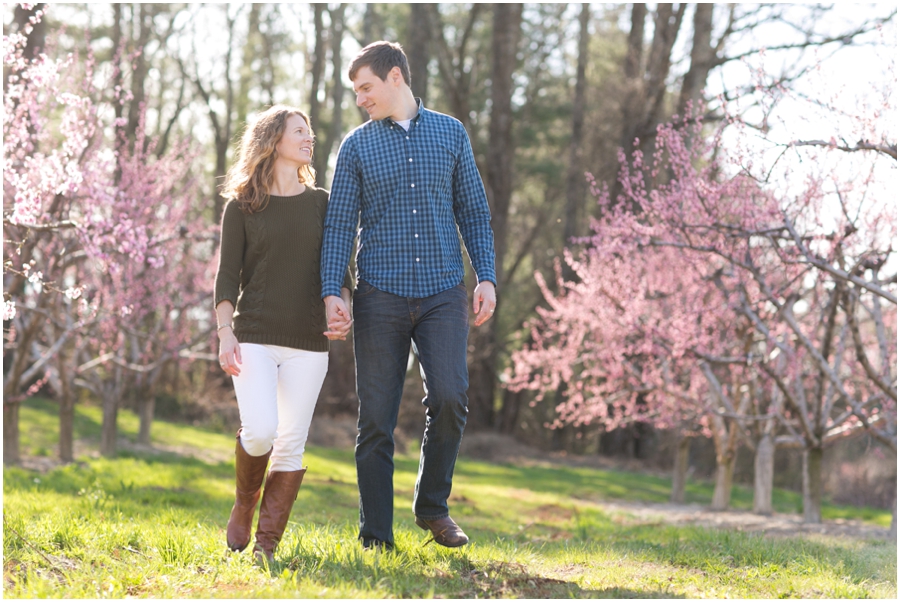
[356, 93, 364, 107]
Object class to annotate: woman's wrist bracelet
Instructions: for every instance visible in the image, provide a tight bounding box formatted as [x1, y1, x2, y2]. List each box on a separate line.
[217, 324, 232, 332]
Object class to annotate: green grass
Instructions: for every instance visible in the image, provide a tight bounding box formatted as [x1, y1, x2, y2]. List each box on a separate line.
[3, 397, 896, 598]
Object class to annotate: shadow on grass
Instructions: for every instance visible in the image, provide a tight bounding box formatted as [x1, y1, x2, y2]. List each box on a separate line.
[271, 533, 685, 598]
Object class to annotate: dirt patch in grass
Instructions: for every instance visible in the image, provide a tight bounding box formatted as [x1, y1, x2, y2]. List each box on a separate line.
[600, 500, 892, 542]
[534, 503, 576, 522]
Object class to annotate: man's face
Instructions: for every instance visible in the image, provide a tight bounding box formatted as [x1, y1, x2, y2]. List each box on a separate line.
[353, 65, 399, 121]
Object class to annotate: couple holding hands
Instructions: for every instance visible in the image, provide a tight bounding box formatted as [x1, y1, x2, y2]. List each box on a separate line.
[213, 41, 497, 562]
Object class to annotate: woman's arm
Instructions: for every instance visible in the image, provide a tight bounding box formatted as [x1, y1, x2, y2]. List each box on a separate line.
[214, 202, 244, 376]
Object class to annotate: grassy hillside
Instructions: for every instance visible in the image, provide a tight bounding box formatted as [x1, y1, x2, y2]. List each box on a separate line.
[3, 397, 896, 598]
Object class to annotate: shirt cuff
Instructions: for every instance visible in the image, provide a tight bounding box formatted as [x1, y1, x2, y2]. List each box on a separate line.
[321, 284, 343, 299]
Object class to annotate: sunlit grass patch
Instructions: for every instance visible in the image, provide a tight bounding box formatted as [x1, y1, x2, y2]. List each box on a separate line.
[3, 400, 895, 598]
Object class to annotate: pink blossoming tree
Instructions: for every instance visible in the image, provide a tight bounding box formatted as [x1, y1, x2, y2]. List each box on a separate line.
[509, 103, 896, 524]
[3, 5, 215, 463]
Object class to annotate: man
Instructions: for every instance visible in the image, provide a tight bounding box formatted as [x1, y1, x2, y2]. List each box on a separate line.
[321, 41, 497, 550]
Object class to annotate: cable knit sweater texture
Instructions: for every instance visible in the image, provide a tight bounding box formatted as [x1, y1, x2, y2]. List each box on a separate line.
[214, 187, 352, 352]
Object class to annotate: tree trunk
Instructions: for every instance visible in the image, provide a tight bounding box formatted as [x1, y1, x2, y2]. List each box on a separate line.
[891, 491, 897, 539]
[361, 3, 378, 45]
[309, 4, 326, 186]
[137, 392, 154, 446]
[752, 432, 775, 515]
[3, 400, 21, 466]
[0, 315, 42, 466]
[802, 446, 824, 523]
[58, 356, 75, 463]
[708, 411, 737, 511]
[612, 3, 686, 211]
[676, 3, 715, 117]
[316, 4, 346, 182]
[619, 2, 646, 152]
[126, 3, 151, 148]
[561, 3, 590, 281]
[670, 434, 691, 503]
[426, 4, 484, 133]
[99, 367, 124, 457]
[407, 4, 431, 103]
[495, 387, 523, 435]
[190, 5, 238, 221]
[236, 3, 262, 129]
[111, 3, 123, 157]
[710, 450, 736, 510]
[466, 3, 522, 431]
[13, 3, 47, 62]
[640, 4, 686, 138]
[100, 387, 119, 457]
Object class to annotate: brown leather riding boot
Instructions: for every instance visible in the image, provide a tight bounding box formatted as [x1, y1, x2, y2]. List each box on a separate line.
[225, 431, 272, 552]
[253, 468, 306, 563]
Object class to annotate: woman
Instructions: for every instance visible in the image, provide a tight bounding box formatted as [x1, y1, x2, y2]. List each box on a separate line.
[214, 105, 352, 563]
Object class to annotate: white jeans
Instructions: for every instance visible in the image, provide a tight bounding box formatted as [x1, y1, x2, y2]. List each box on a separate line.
[231, 343, 329, 472]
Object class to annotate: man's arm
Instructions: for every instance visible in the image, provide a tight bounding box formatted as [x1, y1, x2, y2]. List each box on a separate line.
[450, 124, 498, 326]
[451, 125, 497, 290]
[321, 135, 361, 299]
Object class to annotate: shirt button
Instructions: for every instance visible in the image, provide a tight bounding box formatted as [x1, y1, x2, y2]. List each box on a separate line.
[416, 258, 420, 262]
[411, 183, 415, 188]
[413, 210, 417, 214]
[415, 234, 419, 238]
[406, 136, 410, 140]
[409, 158, 413, 162]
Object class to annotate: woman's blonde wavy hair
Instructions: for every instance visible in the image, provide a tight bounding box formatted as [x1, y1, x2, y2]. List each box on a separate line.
[221, 105, 317, 214]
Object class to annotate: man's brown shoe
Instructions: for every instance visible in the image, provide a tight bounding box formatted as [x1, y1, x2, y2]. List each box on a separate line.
[415, 516, 469, 548]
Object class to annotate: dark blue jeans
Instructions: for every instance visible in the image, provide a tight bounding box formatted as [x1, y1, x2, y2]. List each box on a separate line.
[352, 280, 470, 547]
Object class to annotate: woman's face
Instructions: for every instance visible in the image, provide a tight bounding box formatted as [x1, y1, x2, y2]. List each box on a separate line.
[274, 114, 314, 167]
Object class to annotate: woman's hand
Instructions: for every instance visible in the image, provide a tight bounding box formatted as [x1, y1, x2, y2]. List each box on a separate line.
[215, 300, 241, 376]
[218, 327, 242, 376]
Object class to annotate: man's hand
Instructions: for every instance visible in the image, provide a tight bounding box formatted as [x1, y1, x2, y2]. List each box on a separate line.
[324, 293, 352, 340]
[472, 281, 497, 327]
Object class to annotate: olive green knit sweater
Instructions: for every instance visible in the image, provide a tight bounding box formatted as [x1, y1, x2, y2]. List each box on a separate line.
[214, 187, 352, 352]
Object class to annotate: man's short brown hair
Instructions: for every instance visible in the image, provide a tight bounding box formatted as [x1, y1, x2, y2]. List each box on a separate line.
[349, 41, 411, 86]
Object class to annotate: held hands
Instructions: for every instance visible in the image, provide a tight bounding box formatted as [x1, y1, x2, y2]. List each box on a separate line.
[324, 292, 353, 340]
[472, 281, 497, 327]
[218, 327, 242, 376]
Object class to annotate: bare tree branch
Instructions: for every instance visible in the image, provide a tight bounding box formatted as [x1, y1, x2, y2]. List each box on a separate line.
[782, 218, 897, 304]
[717, 11, 896, 66]
[843, 289, 898, 400]
[791, 139, 897, 160]
[3, 219, 78, 231]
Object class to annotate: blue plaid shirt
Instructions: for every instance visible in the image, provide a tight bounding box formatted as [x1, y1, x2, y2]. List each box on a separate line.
[321, 100, 496, 299]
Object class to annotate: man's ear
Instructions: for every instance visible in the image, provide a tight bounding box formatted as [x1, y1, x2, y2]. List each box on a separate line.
[389, 66, 402, 86]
